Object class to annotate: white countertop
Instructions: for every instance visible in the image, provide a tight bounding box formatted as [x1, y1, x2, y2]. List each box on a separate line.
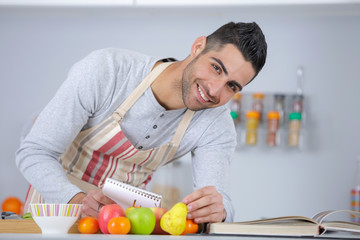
[2, 233, 360, 240]
[0, 233, 233, 240]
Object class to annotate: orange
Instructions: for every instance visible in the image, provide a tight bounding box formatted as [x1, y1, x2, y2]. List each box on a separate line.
[107, 217, 131, 234]
[78, 216, 99, 234]
[181, 219, 199, 235]
[2, 197, 22, 215]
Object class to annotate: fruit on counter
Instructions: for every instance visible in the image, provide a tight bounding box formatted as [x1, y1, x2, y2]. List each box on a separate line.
[127, 207, 156, 235]
[98, 204, 125, 234]
[125, 200, 140, 216]
[78, 216, 100, 234]
[1, 196, 22, 215]
[21, 212, 33, 219]
[107, 217, 131, 234]
[150, 206, 168, 234]
[125, 206, 138, 216]
[181, 219, 199, 235]
[160, 202, 188, 235]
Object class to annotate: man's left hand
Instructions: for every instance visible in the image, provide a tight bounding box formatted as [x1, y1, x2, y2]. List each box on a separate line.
[182, 186, 226, 223]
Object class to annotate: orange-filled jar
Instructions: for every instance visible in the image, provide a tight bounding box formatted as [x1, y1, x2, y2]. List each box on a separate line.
[267, 111, 280, 146]
[246, 111, 260, 145]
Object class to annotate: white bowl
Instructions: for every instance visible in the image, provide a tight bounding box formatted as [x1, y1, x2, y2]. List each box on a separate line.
[32, 216, 79, 234]
[29, 203, 82, 234]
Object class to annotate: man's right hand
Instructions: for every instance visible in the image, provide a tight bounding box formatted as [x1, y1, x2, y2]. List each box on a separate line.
[68, 189, 115, 218]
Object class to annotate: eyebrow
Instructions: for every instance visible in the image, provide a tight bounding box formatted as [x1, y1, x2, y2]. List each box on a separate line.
[212, 57, 228, 75]
[211, 57, 243, 91]
[231, 80, 243, 92]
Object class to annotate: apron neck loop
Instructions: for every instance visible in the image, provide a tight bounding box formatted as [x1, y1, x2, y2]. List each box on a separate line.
[113, 109, 126, 123]
[113, 62, 173, 120]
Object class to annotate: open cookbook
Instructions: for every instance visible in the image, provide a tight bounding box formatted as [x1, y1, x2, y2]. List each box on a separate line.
[206, 210, 360, 237]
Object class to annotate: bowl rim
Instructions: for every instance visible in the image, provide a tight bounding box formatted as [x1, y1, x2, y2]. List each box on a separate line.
[29, 203, 82, 217]
[32, 215, 79, 218]
[29, 203, 83, 206]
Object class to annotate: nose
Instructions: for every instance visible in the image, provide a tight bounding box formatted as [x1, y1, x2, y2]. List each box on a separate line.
[207, 77, 225, 99]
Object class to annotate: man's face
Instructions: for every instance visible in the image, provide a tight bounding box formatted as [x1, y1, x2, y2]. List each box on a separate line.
[182, 44, 256, 111]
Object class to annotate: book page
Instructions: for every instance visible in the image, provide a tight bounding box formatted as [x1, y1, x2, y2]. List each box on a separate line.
[312, 210, 360, 223]
[322, 221, 360, 233]
[237, 215, 318, 225]
[311, 210, 360, 235]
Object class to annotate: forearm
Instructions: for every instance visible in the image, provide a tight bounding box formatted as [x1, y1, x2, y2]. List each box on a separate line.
[191, 149, 235, 222]
[16, 147, 83, 203]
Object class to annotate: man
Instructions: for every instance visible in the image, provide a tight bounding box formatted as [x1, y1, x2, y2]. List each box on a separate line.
[16, 21, 267, 223]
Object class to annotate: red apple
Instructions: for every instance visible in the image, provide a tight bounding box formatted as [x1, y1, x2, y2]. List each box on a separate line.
[150, 207, 168, 234]
[98, 204, 125, 234]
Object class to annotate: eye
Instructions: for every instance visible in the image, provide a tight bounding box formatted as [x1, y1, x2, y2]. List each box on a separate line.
[212, 64, 221, 74]
[227, 82, 239, 93]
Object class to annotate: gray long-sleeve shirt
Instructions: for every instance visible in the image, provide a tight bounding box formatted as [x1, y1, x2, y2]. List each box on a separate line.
[16, 48, 236, 221]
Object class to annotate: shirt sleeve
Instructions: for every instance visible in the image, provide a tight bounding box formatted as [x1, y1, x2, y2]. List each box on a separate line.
[190, 109, 236, 222]
[15, 49, 119, 204]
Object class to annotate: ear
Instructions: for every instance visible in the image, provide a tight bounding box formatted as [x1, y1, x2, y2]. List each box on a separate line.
[190, 36, 207, 58]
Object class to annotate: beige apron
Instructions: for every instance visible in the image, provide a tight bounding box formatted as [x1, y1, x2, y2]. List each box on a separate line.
[24, 62, 194, 213]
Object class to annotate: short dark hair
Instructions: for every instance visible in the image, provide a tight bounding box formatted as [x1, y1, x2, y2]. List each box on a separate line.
[203, 22, 267, 79]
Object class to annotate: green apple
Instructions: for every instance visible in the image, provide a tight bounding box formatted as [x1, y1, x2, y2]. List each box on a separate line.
[125, 200, 141, 217]
[127, 207, 156, 235]
[125, 206, 140, 216]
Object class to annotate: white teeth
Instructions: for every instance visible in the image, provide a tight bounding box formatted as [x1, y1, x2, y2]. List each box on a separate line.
[198, 86, 209, 102]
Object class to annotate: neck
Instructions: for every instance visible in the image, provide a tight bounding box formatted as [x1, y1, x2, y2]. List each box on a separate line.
[151, 59, 189, 110]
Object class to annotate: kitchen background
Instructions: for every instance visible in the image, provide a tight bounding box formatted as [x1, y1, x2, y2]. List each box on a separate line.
[1, 1, 360, 221]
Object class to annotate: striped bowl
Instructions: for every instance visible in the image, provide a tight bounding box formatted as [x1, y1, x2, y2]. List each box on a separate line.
[29, 204, 82, 234]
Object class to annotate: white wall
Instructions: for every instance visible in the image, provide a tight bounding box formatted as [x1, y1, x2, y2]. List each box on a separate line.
[1, 5, 359, 221]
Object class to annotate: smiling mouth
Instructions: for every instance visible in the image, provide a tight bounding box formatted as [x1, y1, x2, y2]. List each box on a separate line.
[198, 85, 210, 102]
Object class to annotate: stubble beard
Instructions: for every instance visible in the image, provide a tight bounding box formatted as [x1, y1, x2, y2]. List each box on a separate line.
[181, 59, 206, 112]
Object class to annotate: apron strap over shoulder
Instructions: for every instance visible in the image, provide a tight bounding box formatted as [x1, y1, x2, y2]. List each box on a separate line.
[165, 109, 195, 162]
[114, 62, 173, 119]
[170, 109, 194, 147]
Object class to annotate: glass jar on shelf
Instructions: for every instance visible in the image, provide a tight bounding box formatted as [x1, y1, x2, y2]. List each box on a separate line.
[252, 93, 264, 122]
[274, 94, 285, 126]
[230, 93, 242, 125]
[267, 111, 280, 147]
[246, 111, 260, 145]
[288, 112, 302, 147]
[292, 94, 304, 113]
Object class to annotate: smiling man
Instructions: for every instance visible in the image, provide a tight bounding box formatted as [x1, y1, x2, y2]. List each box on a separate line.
[16, 21, 267, 224]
